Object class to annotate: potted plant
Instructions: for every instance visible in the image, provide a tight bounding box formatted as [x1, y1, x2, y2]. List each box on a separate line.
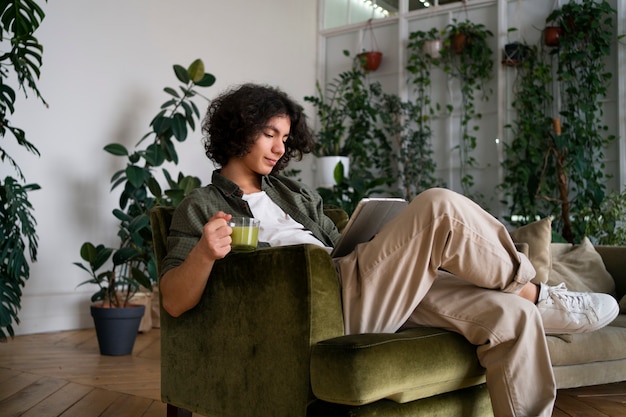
[74, 242, 148, 355]
[74, 59, 215, 355]
[503, 29, 531, 67]
[0, 0, 47, 341]
[543, 0, 617, 242]
[356, 19, 383, 72]
[357, 51, 383, 72]
[394, 27, 446, 200]
[500, 0, 617, 243]
[304, 51, 392, 192]
[305, 77, 351, 188]
[543, 25, 563, 47]
[441, 19, 494, 199]
[500, 43, 554, 228]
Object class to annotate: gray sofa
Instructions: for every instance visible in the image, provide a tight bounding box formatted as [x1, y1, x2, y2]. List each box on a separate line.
[547, 244, 626, 389]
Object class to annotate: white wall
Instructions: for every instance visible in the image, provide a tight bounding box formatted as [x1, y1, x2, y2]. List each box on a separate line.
[9, 0, 318, 335]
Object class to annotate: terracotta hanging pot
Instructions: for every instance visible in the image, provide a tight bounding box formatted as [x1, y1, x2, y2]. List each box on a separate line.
[451, 33, 468, 54]
[357, 51, 383, 72]
[357, 19, 383, 72]
[544, 26, 563, 47]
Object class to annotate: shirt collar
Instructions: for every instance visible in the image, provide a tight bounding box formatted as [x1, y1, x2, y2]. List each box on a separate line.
[211, 170, 274, 197]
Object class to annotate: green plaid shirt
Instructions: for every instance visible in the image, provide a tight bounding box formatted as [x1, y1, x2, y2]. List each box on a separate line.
[160, 170, 341, 276]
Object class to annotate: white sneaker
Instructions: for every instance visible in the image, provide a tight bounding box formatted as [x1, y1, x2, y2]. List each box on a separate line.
[537, 283, 619, 335]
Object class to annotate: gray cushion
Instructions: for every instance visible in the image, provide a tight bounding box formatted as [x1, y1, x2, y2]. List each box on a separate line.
[547, 319, 626, 366]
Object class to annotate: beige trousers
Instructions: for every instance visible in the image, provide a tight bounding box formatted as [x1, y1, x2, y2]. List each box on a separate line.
[334, 188, 556, 417]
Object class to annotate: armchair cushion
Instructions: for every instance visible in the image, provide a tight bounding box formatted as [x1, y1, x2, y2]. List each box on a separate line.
[311, 328, 485, 405]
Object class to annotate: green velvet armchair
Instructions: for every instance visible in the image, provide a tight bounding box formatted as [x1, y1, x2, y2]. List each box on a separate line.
[150, 206, 493, 417]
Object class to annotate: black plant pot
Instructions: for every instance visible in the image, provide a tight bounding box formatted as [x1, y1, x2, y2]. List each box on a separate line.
[91, 304, 145, 355]
[502, 42, 531, 67]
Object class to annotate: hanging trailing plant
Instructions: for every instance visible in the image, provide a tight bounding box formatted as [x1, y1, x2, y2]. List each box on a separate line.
[440, 19, 494, 198]
[500, 44, 554, 227]
[544, 0, 617, 242]
[500, 0, 618, 243]
[384, 27, 445, 201]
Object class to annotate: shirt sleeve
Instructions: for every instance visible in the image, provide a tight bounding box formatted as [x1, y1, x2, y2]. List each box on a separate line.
[159, 194, 208, 277]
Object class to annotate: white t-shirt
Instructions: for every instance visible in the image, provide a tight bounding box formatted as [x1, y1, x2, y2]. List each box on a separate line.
[243, 191, 329, 249]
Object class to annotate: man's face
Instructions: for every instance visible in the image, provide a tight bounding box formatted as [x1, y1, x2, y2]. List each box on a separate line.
[240, 115, 290, 176]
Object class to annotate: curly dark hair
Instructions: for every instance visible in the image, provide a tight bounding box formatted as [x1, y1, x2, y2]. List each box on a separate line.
[202, 83, 315, 172]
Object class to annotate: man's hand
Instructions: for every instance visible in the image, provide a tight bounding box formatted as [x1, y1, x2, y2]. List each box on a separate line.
[200, 211, 234, 260]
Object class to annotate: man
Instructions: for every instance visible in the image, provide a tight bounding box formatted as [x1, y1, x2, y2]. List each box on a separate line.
[160, 83, 619, 417]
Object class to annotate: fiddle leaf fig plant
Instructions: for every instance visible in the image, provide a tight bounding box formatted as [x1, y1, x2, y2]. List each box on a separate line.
[74, 59, 215, 307]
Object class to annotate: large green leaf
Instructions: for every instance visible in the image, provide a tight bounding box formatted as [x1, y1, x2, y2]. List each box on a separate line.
[187, 59, 205, 83]
[126, 165, 147, 188]
[79, 242, 97, 263]
[104, 143, 128, 156]
[131, 267, 152, 290]
[112, 247, 139, 265]
[171, 113, 187, 141]
[173, 64, 189, 84]
[196, 73, 216, 87]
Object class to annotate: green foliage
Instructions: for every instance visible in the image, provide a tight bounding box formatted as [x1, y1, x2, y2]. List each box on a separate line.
[74, 59, 214, 307]
[579, 190, 626, 246]
[547, 0, 616, 242]
[306, 43, 446, 208]
[316, 161, 388, 216]
[441, 19, 494, 198]
[501, 0, 617, 243]
[304, 50, 392, 174]
[0, 178, 40, 341]
[305, 51, 395, 209]
[500, 45, 554, 226]
[401, 27, 446, 200]
[0, 0, 47, 341]
[377, 93, 441, 201]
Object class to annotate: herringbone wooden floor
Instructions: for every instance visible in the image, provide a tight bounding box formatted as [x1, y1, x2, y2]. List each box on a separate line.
[0, 328, 624, 417]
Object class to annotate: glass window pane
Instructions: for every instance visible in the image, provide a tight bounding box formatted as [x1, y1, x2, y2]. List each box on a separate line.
[324, 0, 349, 29]
[323, 0, 466, 30]
[348, 0, 391, 26]
[323, 0, 394, 30]
[409, 0, 464, 12]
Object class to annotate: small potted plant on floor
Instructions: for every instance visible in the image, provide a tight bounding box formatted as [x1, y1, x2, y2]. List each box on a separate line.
[74, 59, 215, 355]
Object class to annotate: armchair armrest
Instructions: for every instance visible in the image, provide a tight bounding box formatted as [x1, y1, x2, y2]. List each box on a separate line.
[160, 244, 344, 417]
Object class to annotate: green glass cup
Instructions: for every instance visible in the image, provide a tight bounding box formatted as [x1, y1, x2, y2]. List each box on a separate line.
[229, 217, 260, 252]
